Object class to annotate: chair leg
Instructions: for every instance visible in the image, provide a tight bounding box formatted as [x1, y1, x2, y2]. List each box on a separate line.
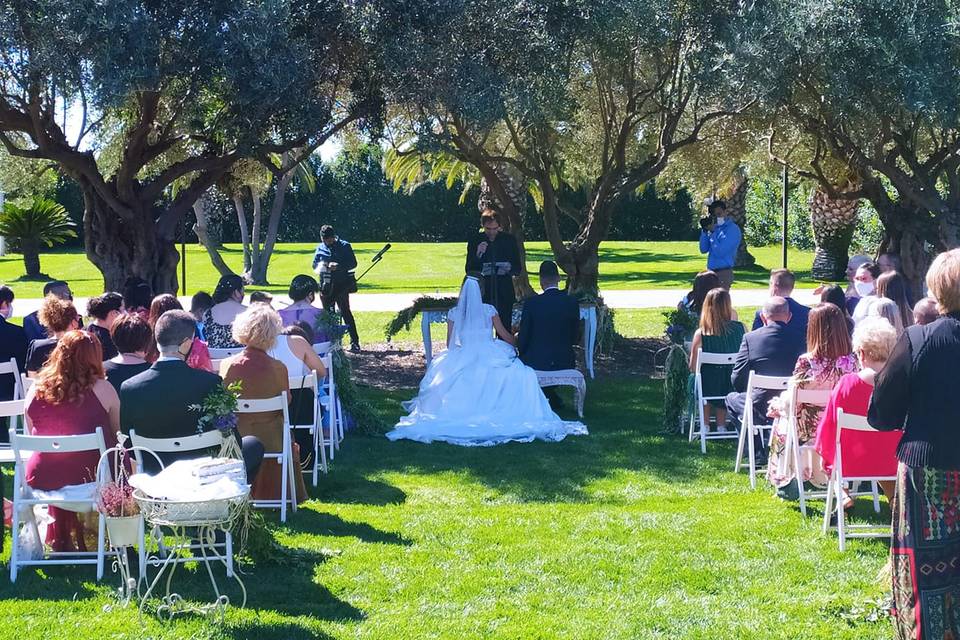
[872, 481, 881, 513]
[734, 420, 747, 473]
[793, 433, 807, 518]
[10, 501, 19, 583]
[96, 512, 105, 581]
[837, 482, 847, 551]
[288, 438, 298, 515]
[822, 473, 835, 535]
[747, 426, 757, 490]
[280, 454, 288, 523]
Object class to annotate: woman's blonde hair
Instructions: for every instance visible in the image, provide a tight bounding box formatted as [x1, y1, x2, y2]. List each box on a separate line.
[699, 287, 733, 336]
[852, 316, 897, 364]
[927, 248, 960, 314]
[232, 302, 282, 350]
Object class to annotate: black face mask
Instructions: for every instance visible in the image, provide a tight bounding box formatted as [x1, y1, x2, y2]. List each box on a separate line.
[177, 338, 194, 360]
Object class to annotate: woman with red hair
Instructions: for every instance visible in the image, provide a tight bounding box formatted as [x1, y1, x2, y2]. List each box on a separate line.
[23, 331, 121, 552]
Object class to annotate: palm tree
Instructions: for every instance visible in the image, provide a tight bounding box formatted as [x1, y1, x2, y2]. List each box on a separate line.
[0, 197, 76, 278]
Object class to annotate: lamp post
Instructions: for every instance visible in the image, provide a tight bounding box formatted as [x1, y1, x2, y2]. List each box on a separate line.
[781, 166, 789, 269]
[0, 190, 5, 256]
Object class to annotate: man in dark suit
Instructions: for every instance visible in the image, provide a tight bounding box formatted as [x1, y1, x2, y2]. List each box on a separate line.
[727, 297, 806, 462]
[23, 280, 74, 341]
[465, 209, 522, 328]
[751, 269, 809, 347]
[0, 285, 27, 441]
[120, 310, 264, 476]
[518, 261, 580, 409]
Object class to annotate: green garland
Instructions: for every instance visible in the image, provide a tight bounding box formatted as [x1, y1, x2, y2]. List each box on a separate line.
[384, 296, 459, 341]
[661, 343, 690, 434]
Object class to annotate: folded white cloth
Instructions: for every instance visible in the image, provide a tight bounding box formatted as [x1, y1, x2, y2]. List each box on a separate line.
[130, 457, 248, 502]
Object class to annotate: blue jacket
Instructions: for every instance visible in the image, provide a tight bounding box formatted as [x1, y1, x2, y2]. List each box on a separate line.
[751, 297, 810, 348]
[699, 219, 741, 271]
[312, 238, 358, 283]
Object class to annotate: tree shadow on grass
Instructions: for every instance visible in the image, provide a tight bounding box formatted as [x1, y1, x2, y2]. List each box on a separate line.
[0, 566, 102, 601]
[308, 474, 406, 506]
[220, 621, 337, 640]
[344, 378, 737, 504]
[280, 508, 411, 547]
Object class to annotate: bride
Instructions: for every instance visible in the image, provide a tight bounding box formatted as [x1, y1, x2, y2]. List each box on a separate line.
[386, 276, 587, 446]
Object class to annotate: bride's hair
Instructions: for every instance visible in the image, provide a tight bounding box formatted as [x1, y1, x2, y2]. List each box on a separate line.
[463, 272, 485, 298]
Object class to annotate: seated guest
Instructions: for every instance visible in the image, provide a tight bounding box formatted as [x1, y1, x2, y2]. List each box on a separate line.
[725, 297, 806, 440]
[518, 261, 581, 409]
[876, 271, 914, 329]
[814, 255, 871, 315]
[271, 323, 329, 462]
[23, 280, 73, 341]
[24, 331, 120, 552]
[121, 277, 152, 314]
[766, 303, 858, 499]
[678, 270, 725, 318]
[249, 291, 273, 306]
[85, 292, 123, 360]
[814, 317, 900, 505]
[867, 297, 905, 336]
[103, 314, 153, 394]
[688, 288, 744, 432]
[912, 296, 939, 326]
[202, 274, 246, 348]
[868, 248, 960, 638]
[751, 268, 809, 346]
[148, 294, 212, 371]
[120, 310, 264, 477]
[0, 285, 27, 400]
[220, 304, 307, 503]
[26, 297, 80, 375]
[820, 284, 854, 334]
[279, 275, 327, 342]
[851, 261, 881, 325]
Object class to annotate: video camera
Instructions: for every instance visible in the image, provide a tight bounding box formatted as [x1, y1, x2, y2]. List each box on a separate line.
[699, 197, 726, 231]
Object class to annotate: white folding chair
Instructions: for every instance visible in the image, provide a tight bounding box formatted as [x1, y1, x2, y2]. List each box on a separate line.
[288, 373, 329, 482]
[208, 347, 244, 360]
[235, 393, 297, 522]
[689, 349, 739, 454]
[210, 359, 224, 374]
[20, 373, 33, 395]
[822, 409, 897, 550]
[785, 382, 834, 517]
[127, 429, 237, 577]
[734, 372, 790, 489]
[9, 426, 108, 582]
[0, 357, 24, 399]
[312, 341, 333, 356]
[0, 399, 26, 454]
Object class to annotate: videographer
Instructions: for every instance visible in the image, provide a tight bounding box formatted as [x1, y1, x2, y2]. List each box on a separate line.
[312, 225, 361, 352]
[465, 209, 522, 327]
[698, 199, 741, 290]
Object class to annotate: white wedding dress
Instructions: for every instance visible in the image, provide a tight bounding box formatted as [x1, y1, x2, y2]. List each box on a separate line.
[386, 278, 587, 446]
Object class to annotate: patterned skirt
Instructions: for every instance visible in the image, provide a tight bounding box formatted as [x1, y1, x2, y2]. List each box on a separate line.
[891, 463, 960, 639]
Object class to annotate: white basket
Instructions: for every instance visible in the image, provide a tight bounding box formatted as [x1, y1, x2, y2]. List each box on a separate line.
[133, 488, 249, 528]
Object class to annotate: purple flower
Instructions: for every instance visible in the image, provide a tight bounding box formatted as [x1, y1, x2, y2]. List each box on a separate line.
[214, 413, 238, 433]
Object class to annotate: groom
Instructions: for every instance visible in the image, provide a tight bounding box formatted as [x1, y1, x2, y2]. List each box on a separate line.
[518, 261, 581, 407]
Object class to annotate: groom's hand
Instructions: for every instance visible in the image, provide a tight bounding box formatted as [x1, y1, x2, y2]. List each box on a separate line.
[476, 241, 488, 257]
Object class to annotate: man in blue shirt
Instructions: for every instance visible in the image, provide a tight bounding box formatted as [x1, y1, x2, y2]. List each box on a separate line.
[312, 225, 360, 351]
[698, 200, 741, 289]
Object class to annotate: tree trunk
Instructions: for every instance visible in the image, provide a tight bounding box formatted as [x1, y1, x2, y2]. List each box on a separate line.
[809, 187, 860, 282]
[879, 222, 930, 297]
[249, 186, 263, 276]
[719, 173, 755, 268]
[20, 240, 42, 278]
[247, 169, 295, 285]
[82, 187, 180, 294]
[561, 242, 600, 295]
[193, 196, 237, 277]
[233, 194, 252, 272]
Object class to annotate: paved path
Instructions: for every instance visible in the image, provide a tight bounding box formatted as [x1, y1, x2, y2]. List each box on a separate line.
[14, 288, 821, 315]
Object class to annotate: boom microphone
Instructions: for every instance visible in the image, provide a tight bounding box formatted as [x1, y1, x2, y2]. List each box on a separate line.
[372, 243, 392, 263]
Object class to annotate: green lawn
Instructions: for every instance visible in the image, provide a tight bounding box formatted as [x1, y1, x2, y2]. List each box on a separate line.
[0, 242, 815, 298]
[0, 377, 891, 639]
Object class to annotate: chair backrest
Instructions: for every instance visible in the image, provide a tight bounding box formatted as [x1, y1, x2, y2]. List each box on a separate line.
[313, 341, 332, 356]
[746, 371, 791, 393]
[288, 373, 317, 392]
[835, 408, 874, 436]
[236, 393, 288, 415]
[0, 358, 23, 399]
[835, 408, 900, 478]
[0, 399, 25, 419]
[208, 347, 243, 360]
[794, 386, 832, 407]
[696, 349, 737, 371]
[10, 426, 106, 460]
[128, 428, 226, 453]
[20, 373, 33, 395]
[210, 359, 224, 374]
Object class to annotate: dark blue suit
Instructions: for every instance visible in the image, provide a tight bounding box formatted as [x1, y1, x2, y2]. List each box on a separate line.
[725, 321, 806, 425]
[751, 297, 810, 348]
[0, 317, 27, 402]
[517, 288, 580, 371]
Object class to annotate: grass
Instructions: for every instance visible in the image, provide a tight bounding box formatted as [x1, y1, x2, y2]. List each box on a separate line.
[0, 377, 891, 638]
[0, 242, 815, 298]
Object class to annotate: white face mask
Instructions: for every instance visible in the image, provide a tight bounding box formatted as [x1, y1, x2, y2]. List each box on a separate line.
[854, 280, 875, 297]
[715, 216, 726, 226]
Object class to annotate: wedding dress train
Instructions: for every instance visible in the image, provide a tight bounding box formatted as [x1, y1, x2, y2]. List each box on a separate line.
[386, 278, 587, 446]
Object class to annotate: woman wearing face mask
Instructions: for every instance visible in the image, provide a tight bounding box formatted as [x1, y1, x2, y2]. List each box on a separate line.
[850, 261, 882, 326]
[202, 274, 247, 348]
[278, 275, 328, 344]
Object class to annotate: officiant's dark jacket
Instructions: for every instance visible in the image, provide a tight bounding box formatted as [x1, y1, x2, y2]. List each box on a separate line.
[465, 232, 522, 323]
[518, 288, 580, 371]
[120, 359, 223, 472]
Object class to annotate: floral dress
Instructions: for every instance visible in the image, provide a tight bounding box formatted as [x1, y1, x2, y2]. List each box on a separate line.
[766, 353, 859, 488]
[202, 310, 241, 349]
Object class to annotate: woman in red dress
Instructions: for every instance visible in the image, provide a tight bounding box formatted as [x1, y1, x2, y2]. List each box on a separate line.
[23, 331, 121, 552]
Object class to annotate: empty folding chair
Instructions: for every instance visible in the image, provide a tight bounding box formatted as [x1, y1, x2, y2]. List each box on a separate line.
[734, 372, 790, 489]
[235, 393, 298, 522]
[822, 409, 899, 551]
[288, 373, 329, 483]
[128, 429, 238, 577]
[9, 426, 108, 582]
[690, 349, 739, 454]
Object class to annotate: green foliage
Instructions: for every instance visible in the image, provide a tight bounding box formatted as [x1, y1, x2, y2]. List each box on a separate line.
[0, 197, 76, 247]
[384, 296, 459, 341]
[661, 344, 690, 434]
[743, 176, 814, 250]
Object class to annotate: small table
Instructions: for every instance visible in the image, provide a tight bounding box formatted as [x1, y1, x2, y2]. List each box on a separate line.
[535, 369, 586, 417]
[422, 303, 600, 378]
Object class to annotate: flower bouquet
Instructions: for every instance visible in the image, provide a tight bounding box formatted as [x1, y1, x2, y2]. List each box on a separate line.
[663, 307, 697, 344]
[190, 380, 243, 436]
[97, 474, 140, 548]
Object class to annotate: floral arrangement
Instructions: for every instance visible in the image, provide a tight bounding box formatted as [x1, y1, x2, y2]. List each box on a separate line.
[315, 309, 348, 343]
[384, 296, 459, 341]
[190, 381, 243, 434]
[663, 307, 697, 344]
[97, 479, 139, 517]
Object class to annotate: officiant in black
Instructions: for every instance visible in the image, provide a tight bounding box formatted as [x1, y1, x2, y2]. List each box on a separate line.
[465, 209, 522, 326]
